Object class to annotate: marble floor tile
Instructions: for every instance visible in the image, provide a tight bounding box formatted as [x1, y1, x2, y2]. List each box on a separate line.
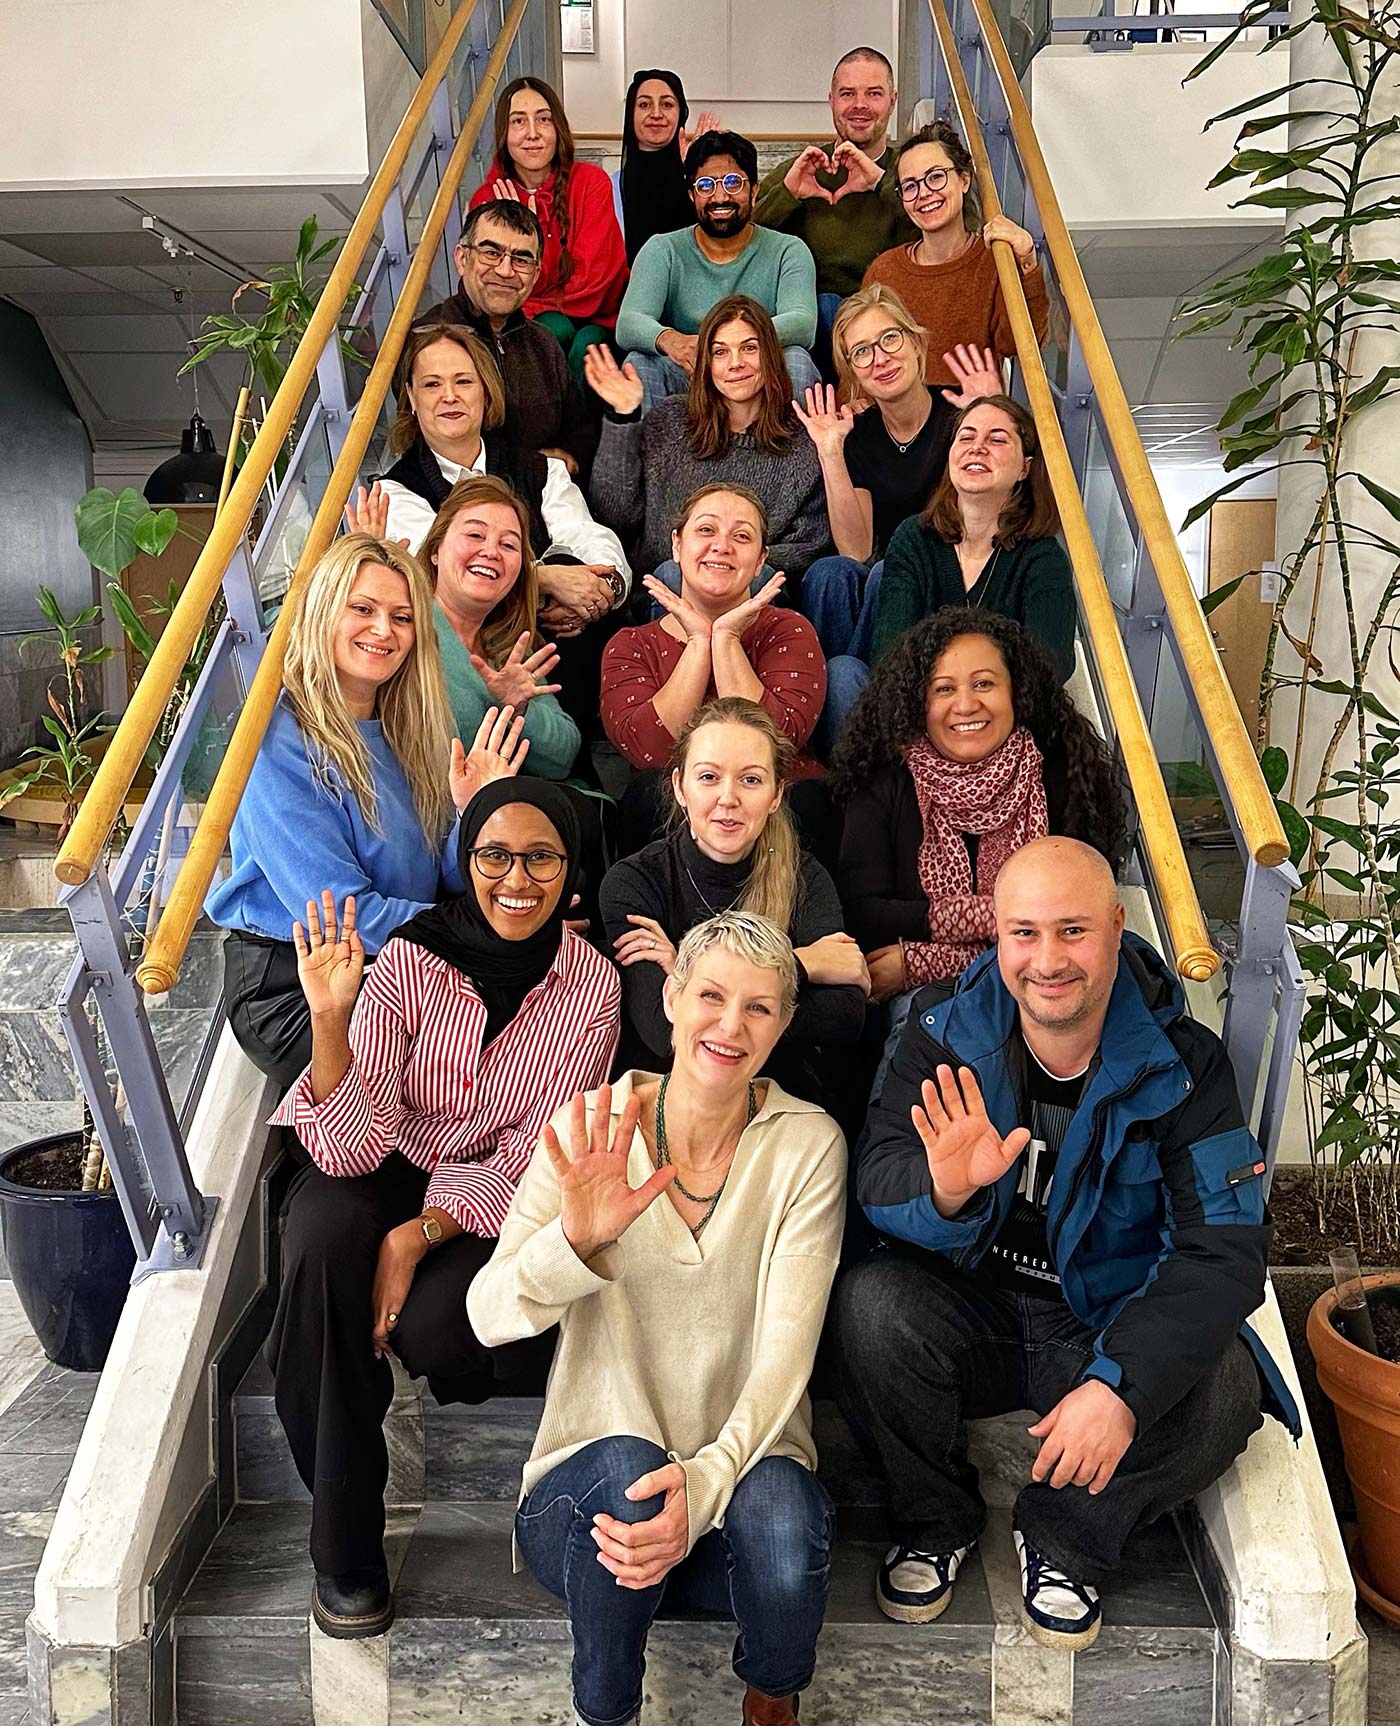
[1102, 1519, 1213, 1630]
[177, 1504, 315, 1628]
[0, 1530, 47, 1682]
[0, 1367, 99, 1457]
[0, 1285, 46, 1421]
[1364, 1608, 1400, 1726]
[393, 1501, 563, 1624]
[0, 1691, 30, 1726]
[389, 1623, 573, 1726]
[0, 1450, 72, 1514]
[993, 1631, 1074, 1726]
[0, 1103, 82, 1161]
[1073, 1626, 1216, 1725]
[174, 1630, 311, 1726]
[0, 941, 77, 1015]
[420, 1397, 543, 1502]
[309, 1623, 387, 1726]
[0, 1014, 78, 1105]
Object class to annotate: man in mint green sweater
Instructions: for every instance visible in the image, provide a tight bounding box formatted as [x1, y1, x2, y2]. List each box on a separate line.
[615, 128, 820, 413]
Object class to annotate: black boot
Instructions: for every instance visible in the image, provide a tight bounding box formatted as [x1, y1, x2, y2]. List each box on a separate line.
[312, 1567, 394, 1639]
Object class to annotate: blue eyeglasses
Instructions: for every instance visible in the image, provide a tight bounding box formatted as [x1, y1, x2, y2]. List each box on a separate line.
[692, 173, 747, 195]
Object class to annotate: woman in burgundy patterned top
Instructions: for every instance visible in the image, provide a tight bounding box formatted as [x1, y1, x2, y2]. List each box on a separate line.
[600, 483, 834, 858]
[265, 779, 620, 1641]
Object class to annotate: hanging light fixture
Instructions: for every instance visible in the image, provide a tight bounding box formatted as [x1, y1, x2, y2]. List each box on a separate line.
[145, 280, 225, 504]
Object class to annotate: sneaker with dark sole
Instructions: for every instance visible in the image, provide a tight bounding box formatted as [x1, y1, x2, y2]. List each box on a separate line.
[1012, 1529, 1101, 1650]
[312, 1569, 394, 1639]
[876, 1543, 972, 1623]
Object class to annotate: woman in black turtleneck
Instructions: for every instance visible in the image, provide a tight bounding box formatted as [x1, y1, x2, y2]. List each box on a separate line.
[598, 696, 868, 1109]
[615, 69, 719, 263]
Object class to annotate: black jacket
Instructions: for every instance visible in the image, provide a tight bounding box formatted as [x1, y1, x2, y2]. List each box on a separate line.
[859, 934, 1300, 1438]
[377, 431, 551, 558]
[416, 285, 598, 478]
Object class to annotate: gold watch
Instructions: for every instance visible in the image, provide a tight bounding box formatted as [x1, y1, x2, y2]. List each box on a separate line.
[420, 1215, 443, 1247]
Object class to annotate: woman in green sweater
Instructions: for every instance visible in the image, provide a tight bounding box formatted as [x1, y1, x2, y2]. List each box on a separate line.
[873, 393, 1074, 677]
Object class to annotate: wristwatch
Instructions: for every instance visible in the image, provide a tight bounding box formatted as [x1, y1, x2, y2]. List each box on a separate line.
[603, 567, 627, 609]
[420, 1215, 443, 1248]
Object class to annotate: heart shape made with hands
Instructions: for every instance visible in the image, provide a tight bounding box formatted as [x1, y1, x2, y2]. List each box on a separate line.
[804, 147, 881, 206]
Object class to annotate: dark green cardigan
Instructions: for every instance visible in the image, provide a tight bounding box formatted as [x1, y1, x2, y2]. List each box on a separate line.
[873, 521, 1076, 681]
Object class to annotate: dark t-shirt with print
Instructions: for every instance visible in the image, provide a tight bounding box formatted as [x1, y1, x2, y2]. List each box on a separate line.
[985, 1036, 1096, 1295]
[843, 387, 956, 557]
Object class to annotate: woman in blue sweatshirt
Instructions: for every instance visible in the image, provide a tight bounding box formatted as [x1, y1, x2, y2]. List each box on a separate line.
[206, 532, 527, 1088]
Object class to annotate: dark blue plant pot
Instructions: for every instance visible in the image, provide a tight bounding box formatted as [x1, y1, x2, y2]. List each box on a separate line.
[0, 1135, 136, 1372]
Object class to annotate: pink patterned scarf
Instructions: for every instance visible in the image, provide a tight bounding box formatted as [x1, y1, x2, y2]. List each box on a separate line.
[900, 727, 1049, 984]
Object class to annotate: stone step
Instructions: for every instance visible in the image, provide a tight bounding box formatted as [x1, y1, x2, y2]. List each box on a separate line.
[174, 1498, 1217, 1726]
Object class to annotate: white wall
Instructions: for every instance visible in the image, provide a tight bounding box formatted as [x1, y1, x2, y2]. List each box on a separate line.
[0, 0, 371, 189]
[562, 0, 902, 136]
[1028, 42, 1281, 230]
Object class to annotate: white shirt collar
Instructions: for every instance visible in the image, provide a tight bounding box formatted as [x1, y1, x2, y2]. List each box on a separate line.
[431, 444, 488, 486]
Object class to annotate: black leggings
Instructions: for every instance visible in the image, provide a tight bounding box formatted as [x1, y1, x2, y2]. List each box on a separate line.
[266, 1152, 552, 1576]
[222, 930, 313, 1092]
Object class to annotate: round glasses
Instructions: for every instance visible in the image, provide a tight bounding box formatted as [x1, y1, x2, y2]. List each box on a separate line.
[692, 173, 747, 195]
[465, 239, 540, 275]
[898, 166, 953, 203]
[466, 845, 566, 883]
[847, 327, 907, 370]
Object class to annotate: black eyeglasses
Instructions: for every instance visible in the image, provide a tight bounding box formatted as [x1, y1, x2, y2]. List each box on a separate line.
[897, 166, 953, 203]
[692, 173, 747, 195]
[466, 845, 566, 883]
[464, 238, 540, 274]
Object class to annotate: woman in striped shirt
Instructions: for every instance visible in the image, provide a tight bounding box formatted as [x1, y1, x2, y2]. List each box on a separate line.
[265, 778, 621, 1640]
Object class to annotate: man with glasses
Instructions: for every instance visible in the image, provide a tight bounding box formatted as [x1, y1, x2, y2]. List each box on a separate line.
[420, 202, 596, 476]
[614, 129, 819, 414]
[756, 46, 914, 350]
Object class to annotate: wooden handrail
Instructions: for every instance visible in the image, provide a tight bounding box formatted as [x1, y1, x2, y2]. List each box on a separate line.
[55, 0, 486, 889]
[928, 0, 1218, 981]
[136, 0, 532, 995]
[949, 0, 1288, 870]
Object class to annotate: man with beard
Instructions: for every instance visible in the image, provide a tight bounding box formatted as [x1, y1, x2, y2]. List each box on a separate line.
[418, 201, 596, 476]
[757, 46, 915, 357]
[831, 836, 1298, 1650]
[614, 130, 819, 414]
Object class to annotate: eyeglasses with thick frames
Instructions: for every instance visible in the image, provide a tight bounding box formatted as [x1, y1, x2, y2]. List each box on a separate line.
[692, 173, 748, 195]
[847, 327, 907, 369]
[466, 845, 566, 883]
[464, 239, 540, 274]
[897, 166, 953, 203]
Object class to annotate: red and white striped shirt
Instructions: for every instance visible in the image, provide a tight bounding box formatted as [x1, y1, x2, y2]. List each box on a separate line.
[270, 930, 621, 1237]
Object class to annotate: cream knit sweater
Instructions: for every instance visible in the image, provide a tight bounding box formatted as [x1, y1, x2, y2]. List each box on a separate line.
[467, 1070, 846, 1554]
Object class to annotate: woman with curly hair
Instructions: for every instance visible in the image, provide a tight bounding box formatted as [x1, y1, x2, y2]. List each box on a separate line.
[833, 609, 1126, 1060]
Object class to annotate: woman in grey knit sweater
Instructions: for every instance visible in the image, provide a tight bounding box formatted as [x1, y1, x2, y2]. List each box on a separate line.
[585, 295, 831, 593]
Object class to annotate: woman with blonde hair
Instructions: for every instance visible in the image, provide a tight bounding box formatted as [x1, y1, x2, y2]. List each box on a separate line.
[468, 911, 845, 1726]
[600, 696, 867, 1106]
[206, 531, 530, 1087]
[795, 281, 1001, 670]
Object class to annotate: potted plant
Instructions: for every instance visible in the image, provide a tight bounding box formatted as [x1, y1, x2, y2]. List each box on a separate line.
[1181, 0, 1400, 1599]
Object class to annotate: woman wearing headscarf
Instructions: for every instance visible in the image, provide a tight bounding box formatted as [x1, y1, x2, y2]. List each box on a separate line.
[264, 779, 621, 1642]
[614, 69, 720, 262]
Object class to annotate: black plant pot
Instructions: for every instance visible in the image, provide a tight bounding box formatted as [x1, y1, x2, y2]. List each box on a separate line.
[0, 1135, 136, 1372]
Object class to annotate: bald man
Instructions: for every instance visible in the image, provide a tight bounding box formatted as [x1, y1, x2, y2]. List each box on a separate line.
[831, 837, 1299, 1648]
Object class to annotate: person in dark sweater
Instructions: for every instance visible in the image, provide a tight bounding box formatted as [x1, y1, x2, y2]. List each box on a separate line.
[600, 697, 868, 1109]
[586, 295, 830, 592]
[832, 610, 1126, 1087]
[875, 394, 1074, 674]
[417, 201, 597, 477]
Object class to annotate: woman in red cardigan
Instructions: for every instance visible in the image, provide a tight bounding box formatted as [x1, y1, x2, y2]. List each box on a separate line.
[601, 483, 834, 861]
[469, 77, 628, 379]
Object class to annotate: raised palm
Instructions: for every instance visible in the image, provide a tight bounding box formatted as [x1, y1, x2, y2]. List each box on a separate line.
[544, 1087, 675, 1261]
[292, 891, 364, 1019]
[583, 345, 644, 417]
[913, 1064, 1030, 1216]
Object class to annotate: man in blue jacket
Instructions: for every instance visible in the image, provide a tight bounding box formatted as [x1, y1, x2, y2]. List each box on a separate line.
[831, 836, 1298, 1649]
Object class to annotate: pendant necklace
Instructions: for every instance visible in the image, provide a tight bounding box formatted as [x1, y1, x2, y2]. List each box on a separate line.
[961, 543, 1001, 607]
[654, 1070, 757, 1236]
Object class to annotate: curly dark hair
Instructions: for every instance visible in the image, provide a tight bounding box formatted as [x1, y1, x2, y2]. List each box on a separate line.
[830, 609, 1129, 869]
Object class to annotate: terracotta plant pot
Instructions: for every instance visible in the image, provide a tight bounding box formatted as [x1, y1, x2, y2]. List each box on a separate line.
[1308, 1271, 1400, 1627]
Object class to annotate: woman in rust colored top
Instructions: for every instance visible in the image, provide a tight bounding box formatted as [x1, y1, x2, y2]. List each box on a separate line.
[862, 121, 1048, 391]
[601, 483, 834, 859]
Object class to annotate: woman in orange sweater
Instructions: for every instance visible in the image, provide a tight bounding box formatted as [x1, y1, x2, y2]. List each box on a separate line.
[862, 121, 1048, 391]
[469, 77, 628, 379]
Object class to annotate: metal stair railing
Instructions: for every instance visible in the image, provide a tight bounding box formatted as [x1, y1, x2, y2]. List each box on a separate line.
[48, 0, 553, 1281]
[917, 0, 1304, 1158]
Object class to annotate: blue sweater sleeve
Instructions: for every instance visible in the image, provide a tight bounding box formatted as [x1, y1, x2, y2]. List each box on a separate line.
[615, 234, 672, 353]
[771, 236, 818, 348]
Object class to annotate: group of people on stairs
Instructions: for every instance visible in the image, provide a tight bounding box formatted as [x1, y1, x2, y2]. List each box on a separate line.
[199, 40, 1300, 1726]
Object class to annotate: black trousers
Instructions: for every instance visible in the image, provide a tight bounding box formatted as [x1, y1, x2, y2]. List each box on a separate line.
[266, 1153, 549, 1577]
[223, 931, 313, 1093]
[829, 1242, 1263, 1583]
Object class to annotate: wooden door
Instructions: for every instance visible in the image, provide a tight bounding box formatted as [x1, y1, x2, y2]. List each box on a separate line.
[1207, 498, 1276, 744]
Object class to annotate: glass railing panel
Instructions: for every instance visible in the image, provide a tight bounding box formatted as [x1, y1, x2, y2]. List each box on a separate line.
[1080, 418, 1137, 612]
[252, 414, 335, 609]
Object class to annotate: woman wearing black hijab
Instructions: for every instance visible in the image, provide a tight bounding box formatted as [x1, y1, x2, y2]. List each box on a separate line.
[617, 69, 719, 262]
[264, 779, 622, 1640]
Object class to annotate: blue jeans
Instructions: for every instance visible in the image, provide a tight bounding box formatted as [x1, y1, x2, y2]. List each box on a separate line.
[817, 653, 871, 758]
[517, 1434, 835, 1726]
[802, 555, 883, 661]
[626, 346, 822, 417]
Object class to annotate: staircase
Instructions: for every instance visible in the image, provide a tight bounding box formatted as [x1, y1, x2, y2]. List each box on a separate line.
[171, 1365, 1222, 1724]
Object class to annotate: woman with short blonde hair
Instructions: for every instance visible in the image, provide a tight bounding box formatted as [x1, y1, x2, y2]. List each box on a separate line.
[469, 910, 846, 1726]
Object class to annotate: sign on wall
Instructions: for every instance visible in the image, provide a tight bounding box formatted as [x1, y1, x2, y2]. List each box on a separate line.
[561, 0, 594, 54]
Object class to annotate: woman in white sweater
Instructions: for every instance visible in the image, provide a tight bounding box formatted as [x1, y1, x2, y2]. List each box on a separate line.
[468, 912, 845, 1726]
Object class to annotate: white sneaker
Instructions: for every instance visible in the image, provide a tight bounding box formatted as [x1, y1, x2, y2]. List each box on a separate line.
[1013, 1527, 1102, 1649]
[876, 1542, 972, 1623]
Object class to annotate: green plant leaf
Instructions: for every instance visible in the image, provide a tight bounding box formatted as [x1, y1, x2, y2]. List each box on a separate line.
[75, 486, 149, 577]
[1359, 474, 1400, 521]
[1202, 575, 1247, 616]
[1260, 746, 1289, 795]
[1235, 185, 1339, 209]
[132, 506, 178, 558]
[1276, 798, 1311, 866]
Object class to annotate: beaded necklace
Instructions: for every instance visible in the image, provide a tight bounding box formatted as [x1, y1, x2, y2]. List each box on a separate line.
[654, 1070, 757, 1237]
